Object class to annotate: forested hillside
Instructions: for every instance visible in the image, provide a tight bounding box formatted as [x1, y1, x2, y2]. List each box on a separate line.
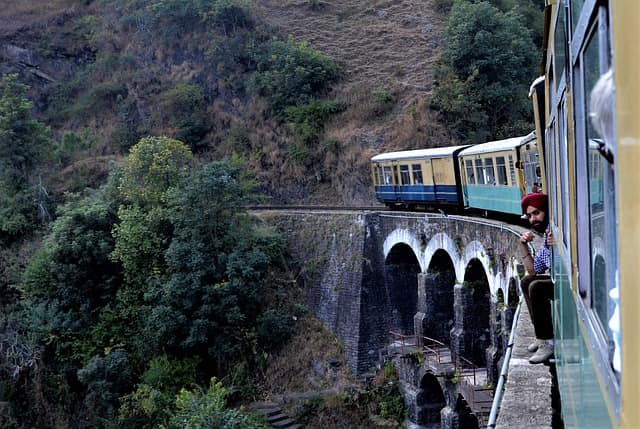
[0, 0, 542, 427]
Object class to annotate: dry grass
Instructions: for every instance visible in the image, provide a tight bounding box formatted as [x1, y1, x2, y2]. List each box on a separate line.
[0, 0, 81, 37]
[254, 0, 451, 204]
[256, 315, 355, 398]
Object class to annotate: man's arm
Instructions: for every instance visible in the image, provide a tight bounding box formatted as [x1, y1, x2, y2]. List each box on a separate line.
[519, 232, 536, 275]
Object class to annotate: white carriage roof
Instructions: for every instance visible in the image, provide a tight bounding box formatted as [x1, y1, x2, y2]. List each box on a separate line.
[459, 132, 536, 156]
[371, 145, 470, 162]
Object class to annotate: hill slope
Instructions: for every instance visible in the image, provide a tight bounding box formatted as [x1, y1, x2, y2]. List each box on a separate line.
[0, 0, 450, 206]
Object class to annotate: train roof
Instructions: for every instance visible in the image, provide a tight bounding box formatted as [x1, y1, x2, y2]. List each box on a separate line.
[458, 132, 536, 156]
[371, 145, 470, 162]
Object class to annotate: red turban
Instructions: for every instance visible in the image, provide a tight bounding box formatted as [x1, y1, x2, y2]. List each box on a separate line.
[521, 193, 548, 214]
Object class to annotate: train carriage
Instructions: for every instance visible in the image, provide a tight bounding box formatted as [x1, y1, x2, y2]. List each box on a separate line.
[532, 0, 640, 427]
[458, 133, 538, 215]
[370, 145, 469, 209]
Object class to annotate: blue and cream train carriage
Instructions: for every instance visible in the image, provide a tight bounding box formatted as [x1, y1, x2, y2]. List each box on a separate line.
[458, 132, 538, 215]
[370, 133, 539, 215]
[370, 145, 469, 209]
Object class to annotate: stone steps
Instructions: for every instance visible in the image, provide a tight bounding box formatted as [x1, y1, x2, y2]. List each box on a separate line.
[247, 401, 303, 429]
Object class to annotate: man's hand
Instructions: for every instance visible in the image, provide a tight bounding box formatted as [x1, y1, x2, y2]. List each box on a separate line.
[520, 231, 535, 244]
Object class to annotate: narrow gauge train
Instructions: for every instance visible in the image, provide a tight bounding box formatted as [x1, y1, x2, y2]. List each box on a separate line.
[370, 132, 540, 215]
[532, 0, 640, 428]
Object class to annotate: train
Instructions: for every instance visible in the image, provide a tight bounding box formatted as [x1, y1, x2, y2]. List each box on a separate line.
[370, 132, 540, 216]
[372, 0, 640, 427]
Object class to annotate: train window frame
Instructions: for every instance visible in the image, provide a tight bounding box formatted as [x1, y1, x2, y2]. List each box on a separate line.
[382, 166, 392, 185]
[495, 156, 508, 186]
[411, 164, 423, 185]
[400, 164, 410, 185]
[474, 159, 485, 185]
[465, 160, 475, 185]
[571, 2, 621, 415]
[484, 158, 496, 185]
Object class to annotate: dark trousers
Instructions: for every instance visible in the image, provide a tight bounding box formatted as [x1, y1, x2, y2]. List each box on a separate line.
[520, 274, 554, 340]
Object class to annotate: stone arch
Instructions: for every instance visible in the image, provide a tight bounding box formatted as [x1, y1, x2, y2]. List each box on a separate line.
[383, 228, 426, 273]
[462, 240, 494, 295]
[425, 232, 462, 281]
[385, 242, 421, 334]
[415, 373, 446, 426]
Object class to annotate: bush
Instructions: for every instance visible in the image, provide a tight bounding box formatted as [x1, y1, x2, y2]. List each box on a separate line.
[158, 83, 209, 150]
[250, 35, 342, 113]
[168, 378, 269, 429]
[284, 99, 346, 144]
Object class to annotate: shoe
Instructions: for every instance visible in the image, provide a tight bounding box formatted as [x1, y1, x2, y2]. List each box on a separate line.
[527, 339, 542, 353]
[529, 342, 554, 364]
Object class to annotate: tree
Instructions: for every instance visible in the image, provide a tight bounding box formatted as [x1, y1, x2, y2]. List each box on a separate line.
[431, 1, 538, 142]
[0, 74, 53, 240]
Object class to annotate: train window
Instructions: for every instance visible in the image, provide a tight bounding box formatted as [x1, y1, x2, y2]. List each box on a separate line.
[411, 164, 423, 185]
[583, 27, 616, 340]
[393, 165, 399, 185]
[465, 160, 475, 185]
[400, 165, 410, 185]
[570, 0, 586, 33]
[484, 158, 496, 185]
[558, 97, 570, 249]
[474, 159, 485, 185]
[508, 155, 516, 186]
[382, 166, 392, 185]
[554, 3, 568, 92]
[495, 156, 508, 185]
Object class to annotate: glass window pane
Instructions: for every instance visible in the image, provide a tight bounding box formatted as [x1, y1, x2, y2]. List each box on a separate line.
[496, 156, 507, 185]
[475, 160, 485, 185]
[584, 30, 615, 340]
[465, 160, 475, 184]
[400, 165, 410, 185]
[484, 158, 495, 185]
[411, 164, 423, 184]
[383, 166, 392, 184]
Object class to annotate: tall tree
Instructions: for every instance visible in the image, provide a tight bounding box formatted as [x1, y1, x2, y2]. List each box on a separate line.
[431, 0, 539, 142]
[0, 74, 52, 240]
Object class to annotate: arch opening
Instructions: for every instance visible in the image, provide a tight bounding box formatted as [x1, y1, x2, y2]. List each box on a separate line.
[416, 373, 446, 426]
[385, 243, 421, 334]
[422, 249, 456, 345]
[459, 258, 491, 366]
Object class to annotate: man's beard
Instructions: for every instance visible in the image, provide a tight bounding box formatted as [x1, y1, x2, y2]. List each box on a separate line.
[531, 219, 548, 234]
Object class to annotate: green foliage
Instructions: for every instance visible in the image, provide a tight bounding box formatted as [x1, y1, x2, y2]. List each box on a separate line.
[168, 378, 269, 429]
[55, 130, 96, 165]
[431, 0, 538, 142]
[117, 355, 199, 428]
[146, 0, 254, 39]
[250, 35, 342, 113]
[159, 83, 209, 151]
[0, 74, 53, 241]
[116, 136, 193, 206]
[372, 89, 395, 116]
[77, 348, 133, 417]
[284, 99, 346, 145]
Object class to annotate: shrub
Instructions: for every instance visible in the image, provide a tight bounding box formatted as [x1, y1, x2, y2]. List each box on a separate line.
[168, 378, 269, 429]
[284, 99, 346, 144]
[250, 35, 342, 113]
[158, 83, 209, 151]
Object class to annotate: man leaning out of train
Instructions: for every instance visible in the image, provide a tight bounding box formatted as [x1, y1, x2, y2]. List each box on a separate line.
[518, 193, 555, 364]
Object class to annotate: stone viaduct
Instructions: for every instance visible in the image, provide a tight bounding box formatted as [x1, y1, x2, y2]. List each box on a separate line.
[255, 210, 531, 379]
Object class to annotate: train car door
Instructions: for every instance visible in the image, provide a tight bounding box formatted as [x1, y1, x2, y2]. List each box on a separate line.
[431, 157, 457, 203]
